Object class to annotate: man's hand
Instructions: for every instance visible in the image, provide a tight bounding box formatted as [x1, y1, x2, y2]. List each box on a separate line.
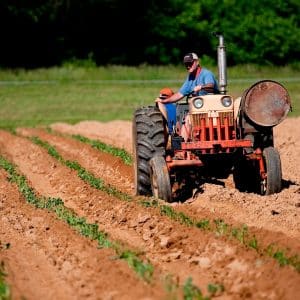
[155, 92, 183, 104]
[193, 85, 202, 93]
[194, 83, 215, 93]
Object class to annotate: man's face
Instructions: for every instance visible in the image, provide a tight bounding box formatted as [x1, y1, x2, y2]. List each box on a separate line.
[184, 60, 197, 73]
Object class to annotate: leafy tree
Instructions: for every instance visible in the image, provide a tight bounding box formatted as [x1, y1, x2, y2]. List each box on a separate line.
[0, 0, 299, 67]
[200, 0, 300, 65]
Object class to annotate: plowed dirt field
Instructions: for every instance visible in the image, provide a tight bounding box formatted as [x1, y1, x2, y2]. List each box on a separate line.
[0, 117, 299, 300]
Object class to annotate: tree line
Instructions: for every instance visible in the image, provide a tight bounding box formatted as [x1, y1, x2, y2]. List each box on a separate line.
[1, 0, 299, 68]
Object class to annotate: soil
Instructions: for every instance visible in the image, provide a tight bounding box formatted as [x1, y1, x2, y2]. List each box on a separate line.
[0, 117, 299, 300]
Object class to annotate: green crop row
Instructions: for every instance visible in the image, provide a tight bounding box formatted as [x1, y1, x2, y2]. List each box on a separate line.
[30, 133, 300, 273]
[0, 152, 219, 299]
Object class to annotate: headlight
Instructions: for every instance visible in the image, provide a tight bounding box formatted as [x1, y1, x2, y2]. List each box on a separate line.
[221, 96, 232, 107]
[193, 97, 204, 109]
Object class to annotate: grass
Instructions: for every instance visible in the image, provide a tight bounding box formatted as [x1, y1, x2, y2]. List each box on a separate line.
[0, 64, 299, 130]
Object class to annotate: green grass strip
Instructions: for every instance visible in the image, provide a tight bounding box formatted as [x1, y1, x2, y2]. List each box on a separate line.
[0, 261, 11, 300]
[0, 155, 153, 282]
[46, 128, 133, 168]
[141, 199, 300, 273]
[29, 136, 300, 273]
[71, 134, 132, 165]
[30, 136, 131, 202]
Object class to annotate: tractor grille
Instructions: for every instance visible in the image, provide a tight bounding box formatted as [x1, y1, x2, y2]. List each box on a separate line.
[220, 112, 234, 126]
[181, 111, 251, 154]
[191, 112, 234, 127]
[190, 111, 235, 142]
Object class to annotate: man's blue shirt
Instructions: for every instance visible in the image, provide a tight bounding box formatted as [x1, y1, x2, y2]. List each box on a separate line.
[179, 67, 219, 96]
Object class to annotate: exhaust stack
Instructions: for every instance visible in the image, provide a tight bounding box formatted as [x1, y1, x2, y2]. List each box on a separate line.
[215, 33, 227, 94]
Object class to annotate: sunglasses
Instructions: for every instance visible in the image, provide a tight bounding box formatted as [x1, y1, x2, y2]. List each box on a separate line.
[184, 61, 194, 69]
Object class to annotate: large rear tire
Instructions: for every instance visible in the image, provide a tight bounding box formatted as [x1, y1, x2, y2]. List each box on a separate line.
[260, 146, 282, 195]
[149, 156, 172, 202]
[132, 106, 165, 196]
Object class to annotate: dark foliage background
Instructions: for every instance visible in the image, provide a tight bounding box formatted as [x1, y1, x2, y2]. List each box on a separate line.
[1, 0, 299, 68]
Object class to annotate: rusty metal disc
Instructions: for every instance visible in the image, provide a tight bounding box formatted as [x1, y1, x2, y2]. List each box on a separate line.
[242, 80, 291, 127]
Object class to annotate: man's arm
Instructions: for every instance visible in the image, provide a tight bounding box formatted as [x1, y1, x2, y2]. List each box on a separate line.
[155, 92, 184, 104]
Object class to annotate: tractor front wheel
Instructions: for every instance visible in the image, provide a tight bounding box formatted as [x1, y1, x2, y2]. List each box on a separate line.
[149, 156, 172, 202]
[260, 146, 282, 195]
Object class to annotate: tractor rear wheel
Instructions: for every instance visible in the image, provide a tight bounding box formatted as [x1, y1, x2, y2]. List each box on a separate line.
[260, 146, 282, 195]
[132, 106, 165, 196]
[149, 156, 172, 202]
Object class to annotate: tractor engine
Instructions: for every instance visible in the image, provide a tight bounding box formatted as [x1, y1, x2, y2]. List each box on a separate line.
[187, 94, 236, 152]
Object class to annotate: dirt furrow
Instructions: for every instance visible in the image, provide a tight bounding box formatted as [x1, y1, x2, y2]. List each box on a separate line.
[2, 129, 298, 299]
[51, 120, 133, 153]
[49, 119, 300, 244]
[18, 127, 134, 196]
[19, 127, 300, 255]
[0, 170, 163, 300]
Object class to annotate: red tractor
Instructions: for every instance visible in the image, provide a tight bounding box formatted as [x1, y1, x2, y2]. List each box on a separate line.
[132, 34, 291, 202]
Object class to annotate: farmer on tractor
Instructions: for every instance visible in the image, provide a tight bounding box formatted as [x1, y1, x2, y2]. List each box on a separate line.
[133, 34, 291, 202]
[155, 52, 219, 140]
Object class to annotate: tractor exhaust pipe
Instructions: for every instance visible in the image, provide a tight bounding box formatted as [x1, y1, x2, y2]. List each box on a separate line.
[214, 32, 227, 94]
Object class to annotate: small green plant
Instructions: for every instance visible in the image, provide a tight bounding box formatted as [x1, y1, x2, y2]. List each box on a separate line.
[248, 237, 259, 251]
[163, 275, 224, 299]
[214, 219, 229, 236]
[183, 277, 209, 300]
[207, 283, 224, 297]
[195, 219, 210, 230]
[231, 224, 248, 244]
[0, 261, 11, 300]
[141, 199, 195, 226]
[119, 251, 153, 282]
[163, 274, 179, 294]
[265, 245, 300, 271]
